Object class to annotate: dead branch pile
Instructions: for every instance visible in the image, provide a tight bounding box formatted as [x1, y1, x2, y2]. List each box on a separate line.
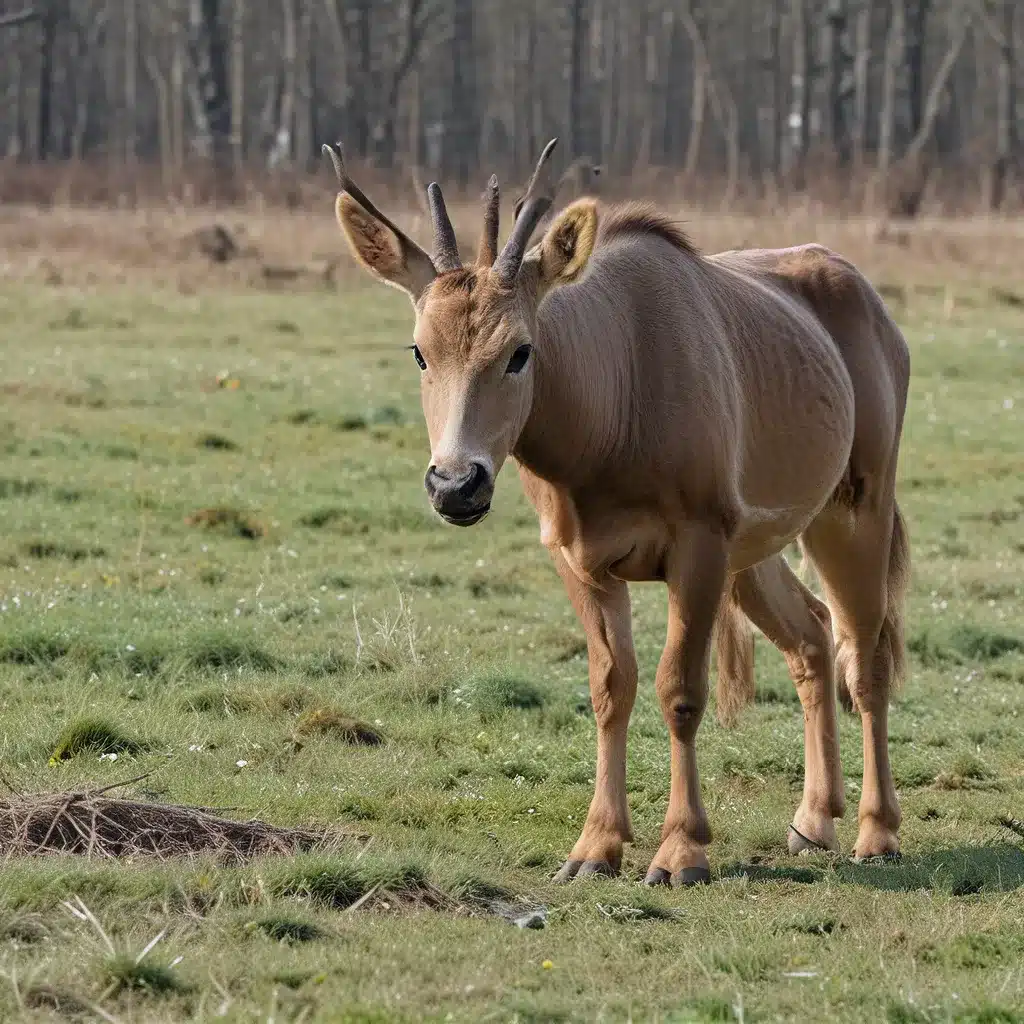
[0, 786, 328, 862]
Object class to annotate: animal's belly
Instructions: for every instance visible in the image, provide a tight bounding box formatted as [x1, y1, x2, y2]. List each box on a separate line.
[726, 507, 813, 573]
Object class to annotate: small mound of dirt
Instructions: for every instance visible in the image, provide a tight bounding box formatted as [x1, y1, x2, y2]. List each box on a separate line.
[294, 708, 384, 745]
[186, 506, 265, 539]
[192, 224, 238, 263]
[0, 785, 329, 861]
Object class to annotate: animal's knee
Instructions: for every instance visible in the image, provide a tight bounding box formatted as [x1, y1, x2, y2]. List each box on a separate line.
[785, 607, 834, 706]
[588, 647, 637, 727]
[662, 694, 707, 742]
[836, 628, 893, 714]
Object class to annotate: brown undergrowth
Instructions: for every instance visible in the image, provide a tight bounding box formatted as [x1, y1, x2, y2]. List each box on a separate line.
[0, 783, 333, 862]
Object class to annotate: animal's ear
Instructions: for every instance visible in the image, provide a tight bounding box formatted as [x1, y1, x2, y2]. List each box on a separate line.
[537, 199, 599, 291]
[335, 193, 436, 300]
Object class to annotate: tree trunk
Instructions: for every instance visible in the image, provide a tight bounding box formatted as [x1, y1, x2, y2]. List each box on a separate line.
[231, 0, 245, 170]
[825, 0, 849, 164]
[37, 0, 61, 161]
[986, 0, 1017, 209]
[904, 0, 931, 140]
[765, 0, 784, 175]
[295, 0, 314, 168]
[189, 0, 233, 170]
[125, 0, 138, 166]
[789, 0, 814, 184]
[448, 0, 477, 185]
[851, 0, 873, 167]
[878, 0, 904, 174]
[568, 0, 585, 159]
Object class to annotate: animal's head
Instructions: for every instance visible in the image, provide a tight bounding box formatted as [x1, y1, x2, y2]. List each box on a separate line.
[326, 139, 598, 526]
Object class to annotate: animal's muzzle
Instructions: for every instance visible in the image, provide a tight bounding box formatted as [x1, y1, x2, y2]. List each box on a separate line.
[424, 461, 493, 526]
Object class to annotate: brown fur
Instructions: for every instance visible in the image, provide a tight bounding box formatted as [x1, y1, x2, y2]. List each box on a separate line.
[598, 201, 699, 256]
[335, 170, 911, 876]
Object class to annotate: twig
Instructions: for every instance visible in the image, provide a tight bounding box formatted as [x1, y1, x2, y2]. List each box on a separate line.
[87, 772, 154, 798]
[0, 9, 37, 30]
[352, 602, 364, 663]
[344, 882, 381, 915]
[0, 769, 20, 796]
[997, 815, 1024, 840]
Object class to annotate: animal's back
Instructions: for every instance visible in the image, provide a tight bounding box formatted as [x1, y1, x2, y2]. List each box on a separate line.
[712, 243, 911, 507]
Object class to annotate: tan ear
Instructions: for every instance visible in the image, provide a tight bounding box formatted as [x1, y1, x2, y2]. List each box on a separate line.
[538, 199, 599, 289]
[335, 193, 436, 300]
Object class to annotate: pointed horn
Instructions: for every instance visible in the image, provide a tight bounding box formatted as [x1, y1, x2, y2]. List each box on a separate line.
[495, 138, 559, 286]
[477, 175, 500, 267]
[427, 182, 461, 273]
[323, 142, 437, 277]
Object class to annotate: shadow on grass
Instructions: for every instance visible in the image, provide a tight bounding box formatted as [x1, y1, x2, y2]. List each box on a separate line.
[720, 844, 1024, 893]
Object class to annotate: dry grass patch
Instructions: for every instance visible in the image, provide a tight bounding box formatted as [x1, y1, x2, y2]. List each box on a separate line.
[0, 787, 328, 861]
[293, 708, 384, 745]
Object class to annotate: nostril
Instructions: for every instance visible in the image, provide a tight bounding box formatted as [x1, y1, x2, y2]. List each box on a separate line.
[457, 462, 489, 499]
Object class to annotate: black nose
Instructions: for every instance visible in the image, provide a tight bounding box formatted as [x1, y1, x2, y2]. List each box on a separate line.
[425, 462, 486, 501]
[424, 462, 493, 524]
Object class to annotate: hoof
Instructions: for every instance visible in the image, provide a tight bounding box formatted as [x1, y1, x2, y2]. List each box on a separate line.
[643, 866, 672, 886]
[671, 866, 711, 887]
[788, 823, 835, 856]
[553, 859, 616, 883]
[851, 850, 902, 865]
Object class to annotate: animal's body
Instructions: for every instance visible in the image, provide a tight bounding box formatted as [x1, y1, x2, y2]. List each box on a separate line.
[327, 139, 910, 884]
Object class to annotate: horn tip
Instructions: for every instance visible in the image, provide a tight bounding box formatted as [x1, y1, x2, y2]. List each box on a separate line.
[488, 174, 498, 189]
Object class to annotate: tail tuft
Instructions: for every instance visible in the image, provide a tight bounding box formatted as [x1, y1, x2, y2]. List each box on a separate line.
[714, 585, 755, 727]
[884, 502, 910, 688]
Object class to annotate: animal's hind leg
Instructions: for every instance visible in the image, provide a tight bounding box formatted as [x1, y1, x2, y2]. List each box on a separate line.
[733, 555, 845, 853]
[803, 499, 906, 860]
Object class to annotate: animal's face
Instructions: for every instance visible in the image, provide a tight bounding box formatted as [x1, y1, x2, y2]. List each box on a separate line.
[327, 139, 598, 526]
[411, 273, 535, 524]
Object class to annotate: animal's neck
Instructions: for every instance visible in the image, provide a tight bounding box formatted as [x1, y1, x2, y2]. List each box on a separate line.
[513, 288, 634, 488]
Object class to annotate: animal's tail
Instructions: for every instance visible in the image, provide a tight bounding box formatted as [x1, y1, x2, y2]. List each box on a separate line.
[714, 582, 755, 727]
[881, 501, 910, 689]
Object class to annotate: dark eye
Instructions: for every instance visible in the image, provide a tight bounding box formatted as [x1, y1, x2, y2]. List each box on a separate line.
[506, 344, 532, 375]
[412, 345, 427, 370]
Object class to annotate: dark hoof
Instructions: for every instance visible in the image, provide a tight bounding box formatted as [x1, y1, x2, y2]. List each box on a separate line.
[788, 823, 833, 856]
[851, 851, 902, 865]
[553, 859, 617, 883]
[576, 859, 617, 879]
[552, 859, 583, 883]
[671, 866, 711, 887]
[643, 866, 672, 886]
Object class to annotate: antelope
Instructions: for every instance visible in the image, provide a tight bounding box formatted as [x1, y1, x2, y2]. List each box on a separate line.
[324, 139, 910, 885]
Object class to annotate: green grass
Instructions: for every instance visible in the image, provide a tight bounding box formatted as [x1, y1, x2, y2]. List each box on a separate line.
[0, 278, 1022, 1022]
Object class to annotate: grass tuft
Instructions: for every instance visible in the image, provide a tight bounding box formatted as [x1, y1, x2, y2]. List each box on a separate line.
[183, 631, 279, 672]
[0, 628, 69, 665]
[102, 953, 187, 995]
[246, 915, 327, 944]
[49, 716, 146, 763]
[462, 671, 546, 718]
[185, 506, 264, 539]
[198, 432, 239, 451]
[300, 505, 344, 528]
[295, 708, 384, 745]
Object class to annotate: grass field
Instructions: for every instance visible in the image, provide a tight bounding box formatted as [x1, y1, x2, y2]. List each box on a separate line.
[0, 229, 1022, 1022]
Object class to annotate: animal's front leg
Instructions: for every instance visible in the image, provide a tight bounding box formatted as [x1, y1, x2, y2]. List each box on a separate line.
[646, 525, 727, 887]
[551, 552, 638, 881]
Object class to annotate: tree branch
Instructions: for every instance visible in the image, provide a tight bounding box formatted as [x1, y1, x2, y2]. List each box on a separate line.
[0, 7, 37, 29]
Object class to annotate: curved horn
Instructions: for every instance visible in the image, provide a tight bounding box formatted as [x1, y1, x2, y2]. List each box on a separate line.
[477, 175, 500, 267]
[323, 142, 437, 276]
[494, 138, 559, 286]
[427, 182, 461, 273]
